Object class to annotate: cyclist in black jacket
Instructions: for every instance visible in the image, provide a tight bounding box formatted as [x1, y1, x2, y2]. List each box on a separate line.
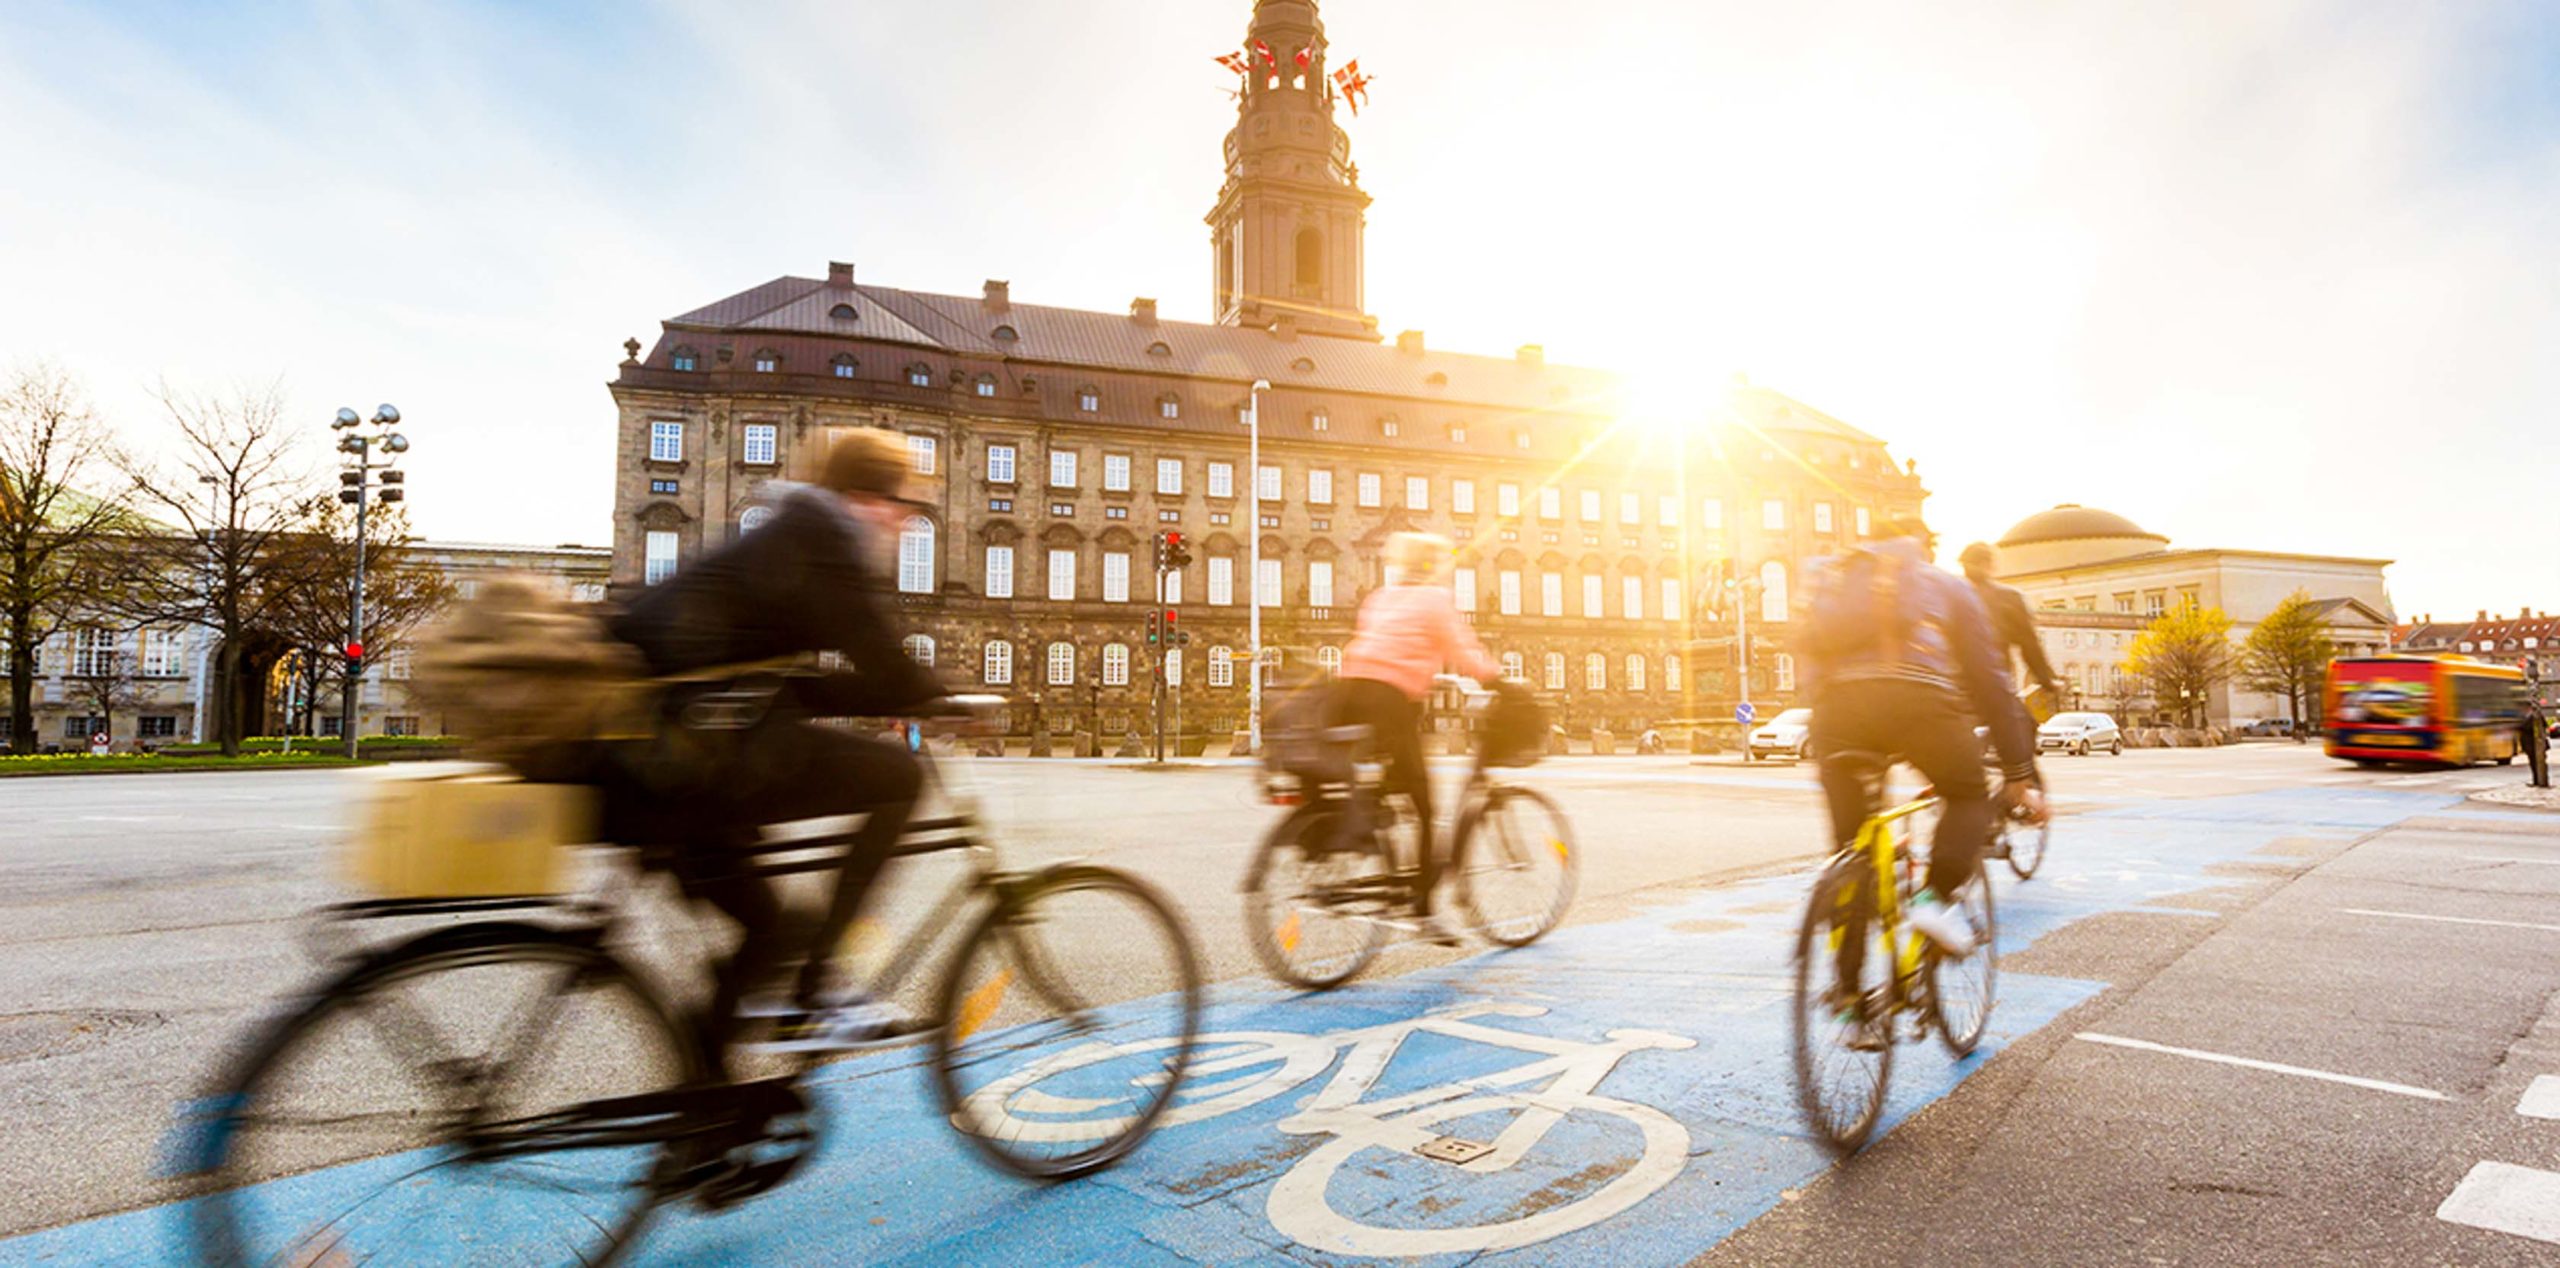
[1958, 541, 2061, 706]
[610, 430, 946, 1065]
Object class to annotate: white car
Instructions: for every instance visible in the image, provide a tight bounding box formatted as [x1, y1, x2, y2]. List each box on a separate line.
[1747, 708, 1814, 761]
[2039, 711, 2123, 756]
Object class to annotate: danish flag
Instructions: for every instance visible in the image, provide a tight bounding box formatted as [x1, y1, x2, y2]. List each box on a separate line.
[1330, 59, 1374, 115]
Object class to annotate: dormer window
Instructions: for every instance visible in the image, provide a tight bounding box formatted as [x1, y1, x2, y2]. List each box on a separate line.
[1513, 430, 1532, 451]
[1425, 372, 1448, 388]
[1146, 341, 1171, 357]
[829, 302, 857, 321]
[670, 346, 699, 372]
[1077, 387, 1100, 412]
[973, 374, 998, 398]
[1160, 396, 1181, 420]
[1449, 423, 1467, 444]
[992, 324, 1019, 342]
[830, 354, 857, 379]
[1236, 403, 1252, 425]
[1379, 417, 1400, 438]
[1291, 356, 1316, 373]
[906, 363, 932, 387]
[1310, 410, 1329, 432]
[753, 349, 779, 373]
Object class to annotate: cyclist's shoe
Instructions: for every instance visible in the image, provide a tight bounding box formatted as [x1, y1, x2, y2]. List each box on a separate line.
[1827, 990, 1889, 1052]
[1397, 911, 1464, 947]
[1905, 891, 1977, 959]
[745, 994, 908, 1054]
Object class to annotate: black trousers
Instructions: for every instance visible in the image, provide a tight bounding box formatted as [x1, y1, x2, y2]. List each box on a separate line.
[1331, 677, 1441, 912]
[1808, 677, 1991, 901]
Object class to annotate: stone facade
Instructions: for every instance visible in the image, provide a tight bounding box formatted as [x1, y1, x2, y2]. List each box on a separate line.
[2394, 608, 2559, 682]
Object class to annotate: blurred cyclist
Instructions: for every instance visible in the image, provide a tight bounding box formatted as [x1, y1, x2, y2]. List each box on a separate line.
[1335, 531, 1503, 945]
[609, 429, 946, 1066]
[1803, 515, 2045, 969]
[1958, 540, 2061, 708]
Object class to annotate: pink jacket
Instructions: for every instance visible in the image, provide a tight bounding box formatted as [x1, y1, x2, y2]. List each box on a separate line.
[1340, 583, 1501, 700]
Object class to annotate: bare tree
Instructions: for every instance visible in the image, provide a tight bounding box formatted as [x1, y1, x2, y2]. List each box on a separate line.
[0, 363, 135, 753]
[69, 644, 150, 750]
[265, 499, 454, 733]
[112, 381, 329, 755]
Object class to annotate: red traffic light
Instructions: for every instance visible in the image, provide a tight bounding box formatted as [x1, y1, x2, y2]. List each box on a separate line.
[1165, 531, 1181, 547]
[1164, 609, 1177, 624]
[344, 641, 364, 661]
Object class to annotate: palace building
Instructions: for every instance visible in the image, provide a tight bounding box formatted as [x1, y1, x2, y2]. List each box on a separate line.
[604, 0, 1927, 744]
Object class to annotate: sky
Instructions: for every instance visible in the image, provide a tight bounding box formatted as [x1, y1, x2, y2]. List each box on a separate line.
[1, 0, 2553, 620]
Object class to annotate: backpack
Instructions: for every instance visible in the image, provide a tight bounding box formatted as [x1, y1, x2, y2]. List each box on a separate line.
[1802, 546, 1959, 683]
[411, 576, 655, 782]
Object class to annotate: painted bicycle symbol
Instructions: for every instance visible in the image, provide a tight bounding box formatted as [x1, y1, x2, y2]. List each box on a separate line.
[959, 1001, 1697, 1256]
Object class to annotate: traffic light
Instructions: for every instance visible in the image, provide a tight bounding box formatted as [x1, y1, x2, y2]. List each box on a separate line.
[1164, 530, 1191, 570]
[1147, 611, 1162, 645]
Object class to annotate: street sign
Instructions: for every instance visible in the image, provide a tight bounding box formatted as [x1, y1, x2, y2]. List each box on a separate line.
[1734, 702, 1756, 727]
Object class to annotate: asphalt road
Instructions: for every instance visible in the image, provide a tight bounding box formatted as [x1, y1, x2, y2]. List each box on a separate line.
[0, 744, 2553, 1264]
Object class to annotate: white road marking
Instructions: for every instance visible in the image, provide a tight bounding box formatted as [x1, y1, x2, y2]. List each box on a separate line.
[77, 815, 177, 824]
[2519, 1076, 2560, 1121]
[2074, 1033, 2448, 1100]
[2437, 1161, 2560, 1246]
[2464, 856, 2560, 867]
[2341, 908, 2560, 936]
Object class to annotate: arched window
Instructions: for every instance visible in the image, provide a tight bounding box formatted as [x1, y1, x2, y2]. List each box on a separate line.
[983, 640, 1013, 685]
[1146, 341, 1171, 358]
[1664, 654, 1682, 692]
[1294, 226, 1323, 287]
[898, 517, 935, 594]
[1159, 395, 1181, 420]
[1544, 652, 1565, 690]
[1626, 654, 1647, 692]
[992, 324, 1019, 342]
[830, 353, 857, 379]
[1208, 646, 1234, 687]
[1047, 642, 1076, 686]
[1317, 646, 1342, 677]
[902, 634, 936, 667]
[1585, 653, 1607, 691]
[1759, 560, 1789, 622]
[973, 373, 998, 398]
[1776, 653, 1797, 692]
[738, 505, 774, 534]
[829, 302, 857, 321]
[1103, 643, 1130, 686]
[1164, 647, 1184, 685]
[670, 345, 699, 372]
[1500, 650, 1524, 680]
[906, 362, 933, 387]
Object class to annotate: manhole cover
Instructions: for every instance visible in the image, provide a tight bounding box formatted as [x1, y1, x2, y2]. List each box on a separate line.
[1414, 1136, 1494, 1166]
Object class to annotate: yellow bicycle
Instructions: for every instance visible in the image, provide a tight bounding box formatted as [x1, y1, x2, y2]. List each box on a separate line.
[1789, 750, 1999, 1154]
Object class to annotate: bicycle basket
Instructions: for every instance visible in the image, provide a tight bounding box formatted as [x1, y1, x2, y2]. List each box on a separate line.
[1264, 684, 1355, 783]
[1479, 684, 1548, 768]
[348, 767, 593, 899]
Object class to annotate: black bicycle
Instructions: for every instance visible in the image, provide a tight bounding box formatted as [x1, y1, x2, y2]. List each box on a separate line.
[1243, 678, 1576, 990]
[180, 697, 1203, 1267]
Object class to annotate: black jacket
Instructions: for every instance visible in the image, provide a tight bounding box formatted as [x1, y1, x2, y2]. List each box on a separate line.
[1969, 576, 2061, 697]
[611, 487, 944, 717]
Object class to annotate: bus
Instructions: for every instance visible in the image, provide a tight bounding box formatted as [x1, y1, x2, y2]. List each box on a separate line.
[2324, 655, 2527, 767]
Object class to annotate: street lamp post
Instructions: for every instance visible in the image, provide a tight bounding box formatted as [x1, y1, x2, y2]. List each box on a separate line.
[330, 405, 407, 759]
[1246, 378, 1269, 756]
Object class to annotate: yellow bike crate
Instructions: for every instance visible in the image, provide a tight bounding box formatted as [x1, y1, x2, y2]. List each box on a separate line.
[349, 766, 595, 899]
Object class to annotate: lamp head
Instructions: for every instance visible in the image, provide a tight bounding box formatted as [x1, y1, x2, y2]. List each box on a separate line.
[383, 434, 409, 454]
[372, 404, 400, 426]
[334, 407, 361, 429]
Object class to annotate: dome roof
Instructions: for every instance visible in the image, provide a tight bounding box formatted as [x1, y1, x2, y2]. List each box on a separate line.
[1997, 504, 2167, 549]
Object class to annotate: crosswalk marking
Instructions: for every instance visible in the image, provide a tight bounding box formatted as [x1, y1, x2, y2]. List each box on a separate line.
[2437, 1161, 2560, 1246]
[2073, 1033, 2447, 1100]
[2519, 1075, 2560, 1121]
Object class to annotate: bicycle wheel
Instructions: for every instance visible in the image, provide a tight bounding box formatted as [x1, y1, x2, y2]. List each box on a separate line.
[2003, 774, 2050, 880]
[187, 923, 699, 1267]
[932, 865, 1203, 1180]
[1243, 802, 1391, 990]
[1791, 860, 1894, 1155]
[1454, 786, 1578, 947]
[1926, 872, 1998, 1057]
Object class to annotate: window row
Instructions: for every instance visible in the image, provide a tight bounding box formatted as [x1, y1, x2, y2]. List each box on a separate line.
[643, 422, 936, 477]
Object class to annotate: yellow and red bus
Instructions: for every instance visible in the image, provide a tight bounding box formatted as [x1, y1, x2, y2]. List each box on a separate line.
[2325, 655, 2527, 767]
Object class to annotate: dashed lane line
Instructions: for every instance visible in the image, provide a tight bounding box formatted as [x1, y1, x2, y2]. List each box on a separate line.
[2339, 908, 2560, 936]
[2073, 1033, 2449, 1100]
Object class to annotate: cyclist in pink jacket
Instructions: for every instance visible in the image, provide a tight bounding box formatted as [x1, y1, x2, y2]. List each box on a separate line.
[1336, 532, 1502, 943]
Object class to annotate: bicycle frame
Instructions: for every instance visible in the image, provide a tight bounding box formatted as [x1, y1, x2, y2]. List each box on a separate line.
[1832, 792, 1942, 1009]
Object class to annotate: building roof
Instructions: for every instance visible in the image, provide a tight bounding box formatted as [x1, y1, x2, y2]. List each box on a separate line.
[659, 274, 1617, 416]
[1726, 382, 1882, 444]
[1997, 504, 2167, 549]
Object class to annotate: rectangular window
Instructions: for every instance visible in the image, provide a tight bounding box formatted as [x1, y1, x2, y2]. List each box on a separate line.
[386, 650, 413, 680]
[1497, 483, 1521, 517]
[1541, 572, 1564, 616]
[1621, 492, 1641, 525]
[1453, 566, 1477, 613]
[1661, 577, 1682, 623]
[1103, 644, 1130, 686]
[73, 628, 113, 677]
[1580, 489, 1602, 521]
[1162, 399, 1182, 420]
[140, 630, 183, 678]
[1049, 450, 1078, 488]
[1103, 552, 1130, 602]
[1405, 476, 1429, 510]
[1814, 502, 1834, 533]
[1658, 495, 1679, 527]
[648, 421, 683, 463]
[1104, 454, 1131, 492]
[649, 479, 679, 495]
[1308, 469, 1333, 504]
[1452, 480, 1476, 515]
[1623, 575, 1644, 620]
[1762, 499, 1785, 530]
[985, 545, 1014, 598]
[644, 531, 679, 585]
[1209, 650, 1233, 687]
[987, 444, 1017, 484]
[1258, 464, 1281, 501]
[1701, 497, 1723, 530]
[1047, 549, 1076, 601]
[1357, 473, 1382, 508]
[1209, 557, 1234, 605]
[1048, 643, 1075, 685]
[1208, 462, 1234, 498]
[1164, 647, 1183, 685]
[1499, 570, 1523, 616]
[1539, 487, 1562, 520]
[1156, 458, 1182, 495]
[1583, 574, 1605, 618]
[1308, 560, 1334, 607]
[908, 434, 937, 476]
[139, 716, 177, 739]
[1854, 506, 1872, 537]
[742, 424, 777, 466]
[1586, 655, 1607, 691]
[1257, 558, 1281, 607]
[1160, 568, 1183, 604]
[1078, 390, 1100, 412]
[2114, 593, 2135, 613]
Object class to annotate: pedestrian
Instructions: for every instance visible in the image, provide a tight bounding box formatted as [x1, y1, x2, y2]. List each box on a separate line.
[2524, 669, 2550, 790]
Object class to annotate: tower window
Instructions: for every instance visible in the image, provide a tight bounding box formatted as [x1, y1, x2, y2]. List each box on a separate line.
[1294, 227, 1323, 287]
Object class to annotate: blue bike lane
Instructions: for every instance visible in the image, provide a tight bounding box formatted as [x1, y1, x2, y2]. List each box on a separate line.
[0, 786, 2459, 1266]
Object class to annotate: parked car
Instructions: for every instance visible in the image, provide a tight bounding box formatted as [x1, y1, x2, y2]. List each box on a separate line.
[1747, 708, 1814, 761]
[2236, 718, 2295, 737]
[2039, 711, 2124, 756]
